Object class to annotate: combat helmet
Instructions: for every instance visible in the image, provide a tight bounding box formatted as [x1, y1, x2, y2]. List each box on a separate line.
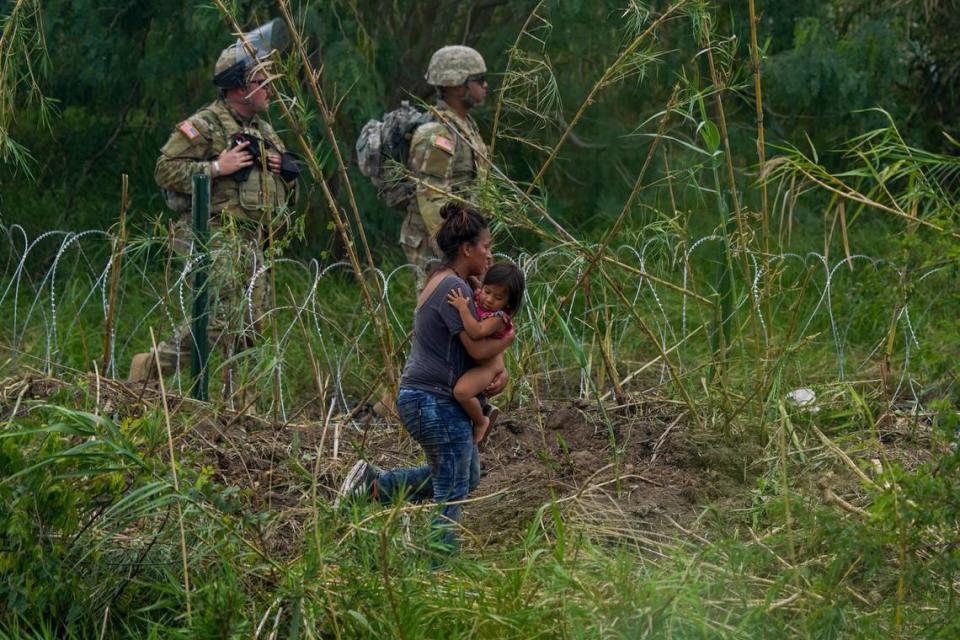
[425, 45, 486, 87]
[214, 17, 289, 89]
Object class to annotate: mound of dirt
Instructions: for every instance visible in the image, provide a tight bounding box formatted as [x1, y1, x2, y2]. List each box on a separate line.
[1, 373, 754, 553]
[462, 399, 734, 546]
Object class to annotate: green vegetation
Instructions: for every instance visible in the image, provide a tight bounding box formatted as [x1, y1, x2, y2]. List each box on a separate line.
[1, 394, 958, 637]
[1, 0, 958, 637]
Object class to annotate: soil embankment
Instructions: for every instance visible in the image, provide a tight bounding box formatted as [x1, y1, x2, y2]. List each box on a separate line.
[2, 374, 754, 552]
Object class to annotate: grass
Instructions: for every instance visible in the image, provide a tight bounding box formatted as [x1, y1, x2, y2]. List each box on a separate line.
[0, 389, 957, 638]
[1, 205, 957, 638]
[1, 95, 956, 640]
[2, 1, 959, 636]
[2, 213, 945, 413]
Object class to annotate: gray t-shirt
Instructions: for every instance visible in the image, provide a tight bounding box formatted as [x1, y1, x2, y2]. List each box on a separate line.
[400, 275, 475, 398]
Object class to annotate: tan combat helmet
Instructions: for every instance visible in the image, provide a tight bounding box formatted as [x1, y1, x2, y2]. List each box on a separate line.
[214, 17, 289, 89]
[425, 45, 486, 87]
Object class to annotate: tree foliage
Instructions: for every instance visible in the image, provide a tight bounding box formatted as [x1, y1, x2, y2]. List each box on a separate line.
[0, 0, 956, 253]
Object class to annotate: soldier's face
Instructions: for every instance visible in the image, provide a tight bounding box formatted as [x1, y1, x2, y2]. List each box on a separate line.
[245, 74, 273, 112]
[466, 75, 488, 106]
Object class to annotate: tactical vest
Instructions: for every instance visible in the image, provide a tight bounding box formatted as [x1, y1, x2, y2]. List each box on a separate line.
[198, 102, 289, 221]
[157, 100, 290, 223]
[434, 104, 487, 187]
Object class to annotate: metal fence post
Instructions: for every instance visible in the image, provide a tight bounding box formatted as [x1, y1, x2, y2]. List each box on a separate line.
[191, 173, 210, 401]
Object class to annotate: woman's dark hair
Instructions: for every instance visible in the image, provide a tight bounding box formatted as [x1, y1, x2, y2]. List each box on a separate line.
[435, 202, 488, 264]
[483, 262, 526, 314]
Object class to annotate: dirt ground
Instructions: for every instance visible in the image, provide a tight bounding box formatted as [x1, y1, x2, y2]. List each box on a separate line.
[2, 373, 760, 554]
[188, 394, 754, 553]
[17, 374, 939, 556]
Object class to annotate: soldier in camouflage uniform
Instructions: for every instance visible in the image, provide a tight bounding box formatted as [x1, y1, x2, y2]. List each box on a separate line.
[370, 46, 492, 418]
[403, 45, 490, 289]
[128, 39, 299, 383]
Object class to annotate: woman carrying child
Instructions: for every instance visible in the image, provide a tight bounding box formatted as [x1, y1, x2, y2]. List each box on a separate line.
[338, 202, 513, 553]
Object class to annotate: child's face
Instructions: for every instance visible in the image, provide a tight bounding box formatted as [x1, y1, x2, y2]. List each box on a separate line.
[479, 284, 510, 313]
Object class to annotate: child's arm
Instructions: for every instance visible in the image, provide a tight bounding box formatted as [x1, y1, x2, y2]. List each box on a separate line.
[447, 288, 506, 340]
[460, 330, 514, 360]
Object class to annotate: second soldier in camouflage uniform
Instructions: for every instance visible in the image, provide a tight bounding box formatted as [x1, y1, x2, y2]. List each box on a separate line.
[403, 45, 490, 289]
[129, 32, 299, 383]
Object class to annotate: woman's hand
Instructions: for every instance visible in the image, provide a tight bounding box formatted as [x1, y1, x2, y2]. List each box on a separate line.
[485, 368, 509, 396]
[446, 287, 471, 311]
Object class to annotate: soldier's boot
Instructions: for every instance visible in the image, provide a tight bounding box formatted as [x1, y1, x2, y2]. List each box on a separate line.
[128, 346, 180, 383]
[372, 389, 398, 420]
[128, 352, 159, 383]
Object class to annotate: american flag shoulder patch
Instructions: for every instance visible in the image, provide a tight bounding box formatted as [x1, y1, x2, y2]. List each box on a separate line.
[432, 134, 455, 154]
[176, 120, 201, 142]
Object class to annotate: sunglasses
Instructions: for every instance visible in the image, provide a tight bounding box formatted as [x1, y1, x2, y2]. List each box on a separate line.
[467, 74, 487, 85]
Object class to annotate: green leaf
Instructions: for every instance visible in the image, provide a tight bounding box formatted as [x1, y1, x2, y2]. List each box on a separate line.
[698, 120, 721, 153]
[347, 610, 373, 632]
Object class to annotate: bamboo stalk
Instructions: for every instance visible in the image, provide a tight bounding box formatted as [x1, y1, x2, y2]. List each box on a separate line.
[275, 0, 399, 391]
[524, 2, 685, 196]
[488, 0, 547, 155]
[101, 174, 127, 377]
[702, 20, 766, 418]
[211, 0, 399, 397]
[747, 0, 771, 305]
[149, 327, 191, 623]
[746, 0, 776, 437]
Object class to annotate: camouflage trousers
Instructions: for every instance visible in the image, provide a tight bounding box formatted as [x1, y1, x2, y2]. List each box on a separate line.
[150, 218, 270, 377]
[400, 208, 443, 290]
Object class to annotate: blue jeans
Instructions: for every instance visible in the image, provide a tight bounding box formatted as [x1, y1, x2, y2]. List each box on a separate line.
[376, 388, 480, 552]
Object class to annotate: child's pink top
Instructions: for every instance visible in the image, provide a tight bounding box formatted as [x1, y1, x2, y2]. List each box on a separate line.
[474, 289, 513, 339]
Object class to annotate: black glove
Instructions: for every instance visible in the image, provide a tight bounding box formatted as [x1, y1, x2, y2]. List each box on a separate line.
[231, 133, 300, 183]
[279, 152, 302, 182]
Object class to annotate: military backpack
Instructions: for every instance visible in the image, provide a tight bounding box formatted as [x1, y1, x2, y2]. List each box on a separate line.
[355, 101, 433, 210]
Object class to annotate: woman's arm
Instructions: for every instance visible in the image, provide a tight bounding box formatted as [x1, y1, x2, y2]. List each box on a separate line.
[459, 329, 515, 360]
[447, 288, 505, 339]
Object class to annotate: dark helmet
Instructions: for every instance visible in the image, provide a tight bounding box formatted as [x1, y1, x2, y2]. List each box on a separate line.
[213, 18, 289, 89]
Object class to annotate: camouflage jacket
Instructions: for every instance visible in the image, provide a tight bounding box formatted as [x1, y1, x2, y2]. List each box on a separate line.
[408, 100, 489, 236]
[155, 98, 297, 223]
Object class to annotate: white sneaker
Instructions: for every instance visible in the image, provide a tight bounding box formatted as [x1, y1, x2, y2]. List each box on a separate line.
[334, 460, 379, 507]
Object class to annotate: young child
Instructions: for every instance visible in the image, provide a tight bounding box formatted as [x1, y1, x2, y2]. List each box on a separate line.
[447, 262, 525, 442]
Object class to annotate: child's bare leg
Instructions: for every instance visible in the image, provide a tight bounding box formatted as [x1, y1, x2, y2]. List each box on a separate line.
[455, 363, 503, 442]
[455, 362, 501, 400]
[459, 396, 487, 442]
